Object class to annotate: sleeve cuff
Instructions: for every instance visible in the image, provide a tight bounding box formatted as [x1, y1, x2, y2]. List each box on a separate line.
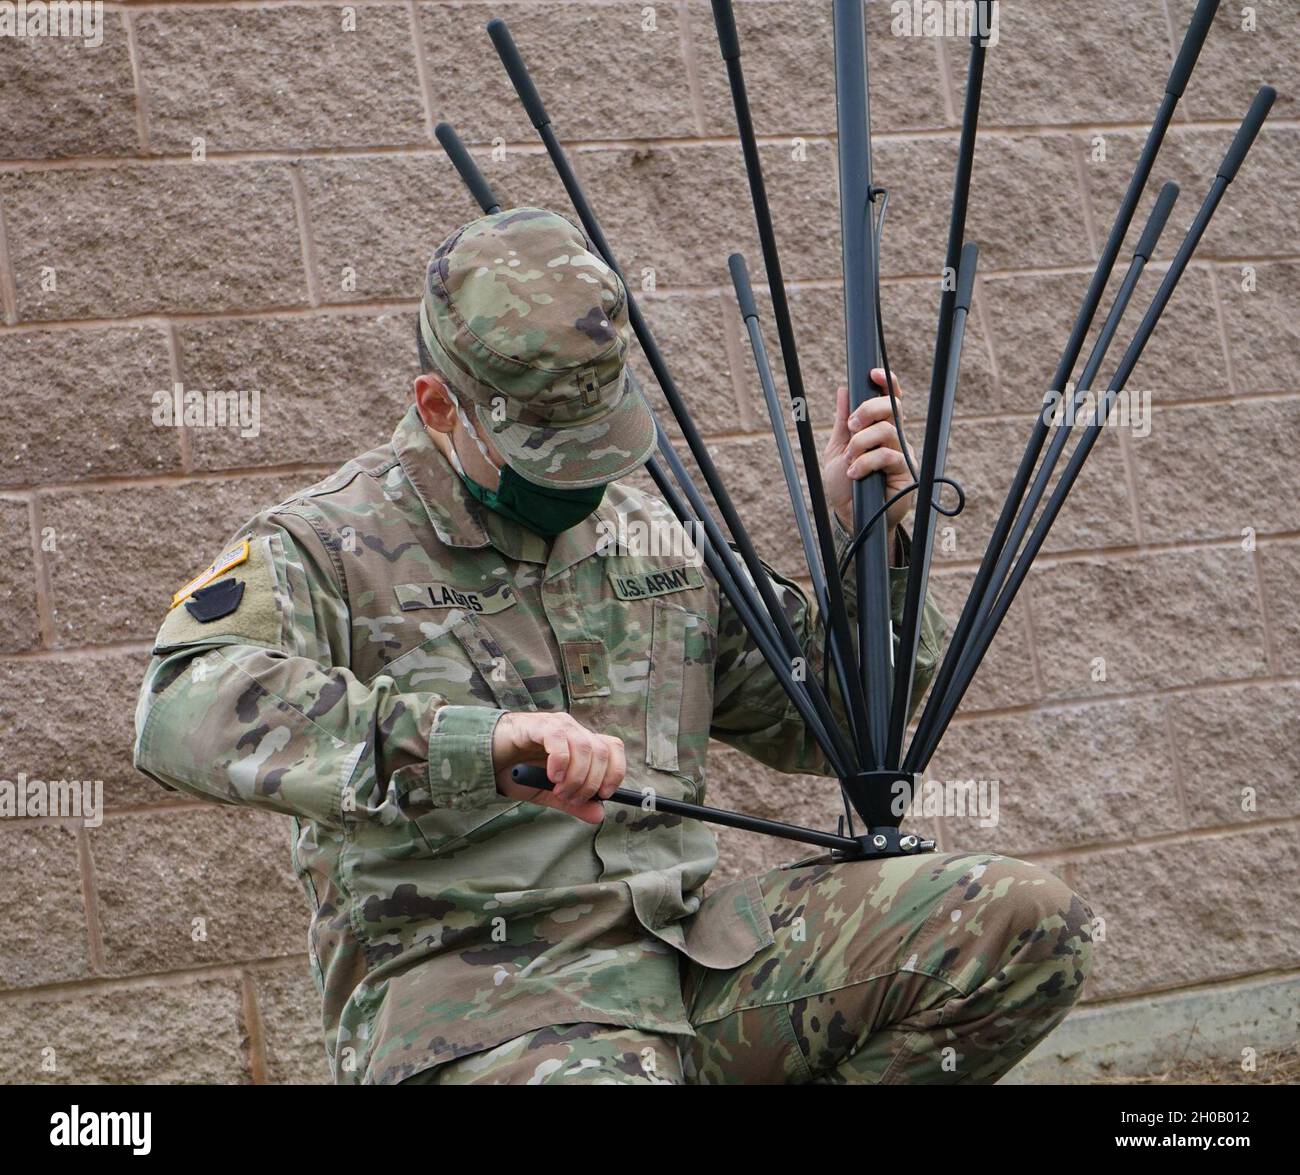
[427, 705, 507, 811]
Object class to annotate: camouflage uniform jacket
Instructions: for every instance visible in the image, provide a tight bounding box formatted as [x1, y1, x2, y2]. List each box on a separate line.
[133, 405, 946, 1083]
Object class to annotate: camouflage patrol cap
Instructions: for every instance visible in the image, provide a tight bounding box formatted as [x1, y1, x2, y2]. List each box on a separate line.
[419, 206, 657, 490]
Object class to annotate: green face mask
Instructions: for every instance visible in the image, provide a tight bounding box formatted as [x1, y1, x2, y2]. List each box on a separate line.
[446, 402, 605, 537]
[459, 462, 606, 537]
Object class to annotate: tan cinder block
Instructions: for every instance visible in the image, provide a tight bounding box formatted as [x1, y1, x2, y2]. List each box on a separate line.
[1167, 682, 1300, 828]
[570, 143, 772, 286]
[977, 0, 1177, 126]
[690, 0, 951, 136]
[929, 566, 1039, 712]
[875, 278, 998, 414]
[1259, 539, 1300, 674]
[981, 268, 1229, 414]
[942, 416, 1136, 555]
[89, 807, 307, 977]
[769, 278, 997, 418]
[453, 145, 596, 226]
[705, 433, 830, 559]
[252, 964, 333, 1085]
[177, 312, 414, 471]
[300, 152, 575, 306]
[0, 976, 249, 1084]
[1028, 547, 1270, 700]
[1132, 399, 1300, 544]
[0, 649, 165, 815]
[0, 497, 41, 654]
[417, 1, 696, 144]
[1082, 126, 1300, 263]
[1070, 825, 1300, 999]
[783, 284, 848, 402]
[302, 153, 477, 306]
[1217, 260, 1300, 394]
[871, 135, 1092, 276]
[707, 743, 944, 886]
[0, 165, 307, 321]
[135, 8, 426, 153]
[931, 696, 1185, 856]
[0, 327, 179, 488]
[0, 12, 138, 161]
[635, 291, 755, 436]
[706, 743, 843, 830]
[1171, 0, 1298, 122]
[40, 474, 311, 647]
[0, 824, 92, 990]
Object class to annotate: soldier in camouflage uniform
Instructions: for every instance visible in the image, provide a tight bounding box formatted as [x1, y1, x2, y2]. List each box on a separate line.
[134, 207, 1093, 1085]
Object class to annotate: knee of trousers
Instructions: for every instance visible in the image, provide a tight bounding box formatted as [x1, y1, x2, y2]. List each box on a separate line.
[949, 853, 1096, 999]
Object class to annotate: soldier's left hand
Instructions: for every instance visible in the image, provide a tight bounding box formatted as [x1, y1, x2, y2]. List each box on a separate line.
[824, 369, 917, 541]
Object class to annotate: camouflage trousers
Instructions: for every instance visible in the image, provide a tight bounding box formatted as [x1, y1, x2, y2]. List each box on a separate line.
[407, 851, 1095, 1085]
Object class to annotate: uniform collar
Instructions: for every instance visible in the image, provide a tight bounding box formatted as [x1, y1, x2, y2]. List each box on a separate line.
[393, 404, 493, 550]
[391, 404, 616, 576]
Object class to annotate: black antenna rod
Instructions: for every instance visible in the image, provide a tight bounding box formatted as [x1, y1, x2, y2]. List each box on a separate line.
[728, 252, 826, 634]
[940, 181, 1181, 708]
[911, 87, 1276, 770]
[886, 3, 991, 766]
[510, 763, 869, 853]
[434, 122, 501, 214]
[730, 251, 862, 823]
[909, 0, 1223, 760]
[708, 0, 872, 765]
[832, 0, 892, 768]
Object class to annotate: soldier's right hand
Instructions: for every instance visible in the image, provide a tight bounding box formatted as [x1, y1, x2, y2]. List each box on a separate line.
[491, 711, 626, 824]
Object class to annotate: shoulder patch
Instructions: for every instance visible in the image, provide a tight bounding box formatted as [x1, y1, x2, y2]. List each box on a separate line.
[185, 578, 245, 623]
[154, 536, 282, 654]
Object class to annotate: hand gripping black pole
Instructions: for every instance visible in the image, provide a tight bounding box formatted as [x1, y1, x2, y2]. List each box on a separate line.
[831, 0, 892, 769]
[708, 0, 872, 767]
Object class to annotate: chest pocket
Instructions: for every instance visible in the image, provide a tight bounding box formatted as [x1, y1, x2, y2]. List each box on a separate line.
[373, 608, 536, 714]
[646, 602, 714, 777]
[449, 614, 536, 712]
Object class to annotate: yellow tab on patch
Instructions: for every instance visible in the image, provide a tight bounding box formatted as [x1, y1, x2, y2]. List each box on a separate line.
[169, 539, 250, 609]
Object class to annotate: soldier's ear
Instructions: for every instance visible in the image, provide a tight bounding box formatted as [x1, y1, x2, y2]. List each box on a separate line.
[414, 372, 457, 434]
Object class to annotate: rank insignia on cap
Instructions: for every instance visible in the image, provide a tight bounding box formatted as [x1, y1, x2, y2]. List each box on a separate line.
[169, 539, 250, 609]
[185, 578, 245, 624]
[577, 365, 600, 408]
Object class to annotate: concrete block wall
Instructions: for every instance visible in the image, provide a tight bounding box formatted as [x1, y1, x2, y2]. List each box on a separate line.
[0, 0, 1295, 1083]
